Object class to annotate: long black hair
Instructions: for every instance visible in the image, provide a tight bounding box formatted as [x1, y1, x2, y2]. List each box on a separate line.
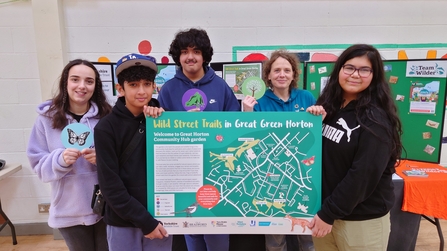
[317, 44, 403, 163]
[46, 59, 112, 129]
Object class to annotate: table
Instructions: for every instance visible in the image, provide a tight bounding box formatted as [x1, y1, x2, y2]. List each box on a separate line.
[387, 174, 422, 251]
[394, 160, 447, 251]
[0, 163, 22, 245]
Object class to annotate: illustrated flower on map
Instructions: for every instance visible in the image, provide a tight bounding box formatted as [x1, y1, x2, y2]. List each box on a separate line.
[216, 135, 223, 142]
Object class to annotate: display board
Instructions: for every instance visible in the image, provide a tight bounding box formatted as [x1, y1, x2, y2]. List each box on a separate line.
[304, 62, 335, 100]
[211, 61, 305, 100]
[297, 61, 305, 90]
[304, 60, 447, 163]
[146, 112, 322, 234]
[153, 64, 177, 99]
[210, 62, 263, 100]
[92, 62, 177, 103]
[92, 62, 117, 105]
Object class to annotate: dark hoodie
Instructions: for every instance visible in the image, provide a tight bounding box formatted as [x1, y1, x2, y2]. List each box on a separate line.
[157, 66, 240, 111]
[317, 101, 395, 225]
[94, 97, 161, 235]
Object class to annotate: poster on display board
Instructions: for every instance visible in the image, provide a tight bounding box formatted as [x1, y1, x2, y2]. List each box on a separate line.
[92, 63, 117, 105]
[304, 59, 447, 163]
[153, 64, 177, 99]
[386, 60, 447, 163]
[211, 62, 263, 100]
[211, 61, 305, 100]
[146, 112, 322, 234]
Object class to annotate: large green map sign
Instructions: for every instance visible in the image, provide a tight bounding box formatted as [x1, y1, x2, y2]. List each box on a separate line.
[146, 112, 322, 234]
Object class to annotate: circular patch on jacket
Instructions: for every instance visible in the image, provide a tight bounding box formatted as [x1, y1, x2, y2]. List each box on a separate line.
[182, 89, 208, 111]
[61, 123, 93, 150]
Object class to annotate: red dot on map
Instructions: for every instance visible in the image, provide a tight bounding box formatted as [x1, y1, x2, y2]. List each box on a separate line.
[138, 40, 152, 55]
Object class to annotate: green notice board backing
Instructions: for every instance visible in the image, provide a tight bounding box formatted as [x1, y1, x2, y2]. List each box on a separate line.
[304, 62, 335, 100]
[304, 60, 447, 163]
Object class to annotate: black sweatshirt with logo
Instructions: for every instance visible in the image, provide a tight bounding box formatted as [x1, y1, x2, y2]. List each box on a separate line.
[317, 101, 395, 225]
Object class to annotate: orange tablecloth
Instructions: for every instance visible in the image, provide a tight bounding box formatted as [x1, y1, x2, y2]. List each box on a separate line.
[396, 160, 447, 219]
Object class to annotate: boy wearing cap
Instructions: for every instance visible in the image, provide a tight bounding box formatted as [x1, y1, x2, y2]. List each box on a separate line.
[94, 53, 172, 251]
[155, 28, 239, 251]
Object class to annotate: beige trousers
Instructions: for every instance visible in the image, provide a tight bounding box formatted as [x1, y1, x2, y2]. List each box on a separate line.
[312, 213, 390, 251]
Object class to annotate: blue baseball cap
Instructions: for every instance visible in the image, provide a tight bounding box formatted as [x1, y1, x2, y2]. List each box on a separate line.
[115, 53, 157, 76]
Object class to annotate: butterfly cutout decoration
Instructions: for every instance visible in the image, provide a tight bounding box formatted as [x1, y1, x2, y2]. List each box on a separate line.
[301, 156, 315, 166]
[67, 128, 90, 146]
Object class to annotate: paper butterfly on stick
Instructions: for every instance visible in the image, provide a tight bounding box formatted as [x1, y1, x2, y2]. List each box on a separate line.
[67, 128, 90, 146]
[301, 156, 315, 166]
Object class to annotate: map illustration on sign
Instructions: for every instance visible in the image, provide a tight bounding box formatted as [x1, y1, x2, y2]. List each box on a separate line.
[146, 112, 322, 234]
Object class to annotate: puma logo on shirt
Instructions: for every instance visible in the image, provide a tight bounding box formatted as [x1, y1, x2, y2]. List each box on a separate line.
[322, 117, 361, 143]
[336, 118, 360, 142]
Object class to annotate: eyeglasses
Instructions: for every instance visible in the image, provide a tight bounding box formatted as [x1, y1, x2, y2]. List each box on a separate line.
[342, 64, 373, 78]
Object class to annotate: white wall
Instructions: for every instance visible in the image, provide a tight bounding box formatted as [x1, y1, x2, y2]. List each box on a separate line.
[0, 1, 50, 225]
[1, 0, 447, 226]
[63, 0, 447, 62]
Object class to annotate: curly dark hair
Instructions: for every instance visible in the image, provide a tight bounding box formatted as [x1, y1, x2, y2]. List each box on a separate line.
[116, 65, 157, 88]
[168, 28, 213, 68]
[316, 44, 403, 164]
[262, 49, 300, 93]
[47, 59, 112, 130]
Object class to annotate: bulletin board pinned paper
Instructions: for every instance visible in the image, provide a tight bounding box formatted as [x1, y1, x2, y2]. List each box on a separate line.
[304, 59, 447, 163]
